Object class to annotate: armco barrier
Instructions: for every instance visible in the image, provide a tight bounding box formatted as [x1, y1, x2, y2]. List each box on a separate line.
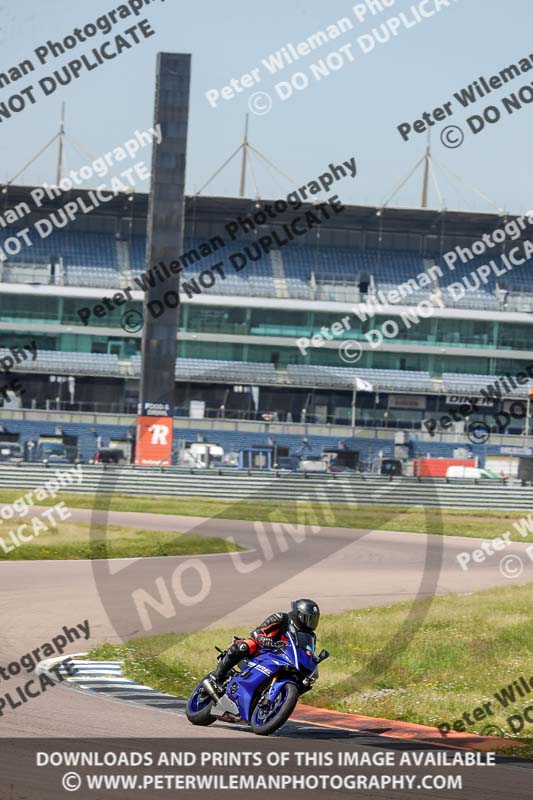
[0, 464, 530, 510]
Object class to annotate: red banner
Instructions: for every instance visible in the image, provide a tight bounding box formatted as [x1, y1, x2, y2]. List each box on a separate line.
[134, 416, 173, 466]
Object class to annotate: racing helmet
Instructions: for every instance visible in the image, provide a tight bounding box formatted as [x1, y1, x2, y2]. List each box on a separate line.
[290, 599, 320, 631]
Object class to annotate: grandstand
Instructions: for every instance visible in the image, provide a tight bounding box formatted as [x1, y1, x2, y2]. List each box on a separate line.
[4, 351, 531, 398]
[5, 226, 531, 308]
[1, 184, 533, 461]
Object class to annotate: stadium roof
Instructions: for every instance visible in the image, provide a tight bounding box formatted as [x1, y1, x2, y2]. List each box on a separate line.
[0, 183, 515, 243]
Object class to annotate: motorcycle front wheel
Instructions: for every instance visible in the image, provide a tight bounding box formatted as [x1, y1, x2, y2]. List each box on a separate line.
[250, 682, 299, 736]
[186, 682, 216, 726]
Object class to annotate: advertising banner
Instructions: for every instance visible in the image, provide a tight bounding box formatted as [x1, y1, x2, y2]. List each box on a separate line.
[134, 416, 173, 466]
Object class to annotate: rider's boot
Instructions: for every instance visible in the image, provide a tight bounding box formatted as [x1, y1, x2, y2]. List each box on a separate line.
[203, 649, 244, 698]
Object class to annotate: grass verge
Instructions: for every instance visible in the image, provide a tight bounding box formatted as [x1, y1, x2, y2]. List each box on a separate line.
[0, 521, 242, 560]
[90, 582, 533, 755]
[0, 491, 531, 541]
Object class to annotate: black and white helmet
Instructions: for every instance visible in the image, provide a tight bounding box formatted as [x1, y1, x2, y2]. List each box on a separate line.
[290, 599, 320, 631]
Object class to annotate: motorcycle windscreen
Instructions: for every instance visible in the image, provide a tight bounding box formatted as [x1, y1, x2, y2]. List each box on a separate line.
[295, 631, 316, 671]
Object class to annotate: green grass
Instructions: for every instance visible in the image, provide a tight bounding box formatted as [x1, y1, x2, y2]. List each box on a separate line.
[0, 520, 242, 560]
[1, 490, 532, 541]
[90, 582, 533, 754]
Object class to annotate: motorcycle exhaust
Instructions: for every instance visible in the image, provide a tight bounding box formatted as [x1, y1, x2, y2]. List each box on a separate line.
[201, 677, 222, 702]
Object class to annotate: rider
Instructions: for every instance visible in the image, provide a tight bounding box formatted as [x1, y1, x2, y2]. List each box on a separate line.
[206, 599, 320, 694]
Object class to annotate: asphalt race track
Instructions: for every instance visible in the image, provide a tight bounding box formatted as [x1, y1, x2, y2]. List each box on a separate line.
[1, 507, 532, 739]
[0, 509, 532, 798]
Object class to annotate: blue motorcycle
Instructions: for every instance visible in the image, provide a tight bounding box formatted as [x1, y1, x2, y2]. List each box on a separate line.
[186, 629, 329, 736]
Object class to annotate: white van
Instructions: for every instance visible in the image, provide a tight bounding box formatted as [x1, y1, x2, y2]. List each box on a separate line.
[298, 456, 328, 472]
[445, 466, 494, 480]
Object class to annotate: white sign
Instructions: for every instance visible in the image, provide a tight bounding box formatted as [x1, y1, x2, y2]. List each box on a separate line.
[189, 400, 206, 420]
[446, 395, 494, 407]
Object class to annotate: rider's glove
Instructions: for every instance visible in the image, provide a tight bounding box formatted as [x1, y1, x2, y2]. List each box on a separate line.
[257, 636, 275, 649]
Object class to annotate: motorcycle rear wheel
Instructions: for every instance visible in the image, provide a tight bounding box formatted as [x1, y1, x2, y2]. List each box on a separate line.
[250, 682, 299, 736]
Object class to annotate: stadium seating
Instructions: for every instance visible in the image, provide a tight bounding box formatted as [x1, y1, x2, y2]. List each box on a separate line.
[3, 225, 533, 308]
[129, 356, 278, 383]
[287, 365, 434, 392]
[5, 345, 442, 393]
[9, 345, 532, 399]
[130, 235, 275, 284]
[65, 266, 119, 287]
[0, 348, 120, 375]
[442, 372, 533, 397]
[129, 235, 147, 272]
[2, 228, 117, 269]
[1, 227, 120, 287]
[8, 351, 280, 384]
[280, 246, 427, 301]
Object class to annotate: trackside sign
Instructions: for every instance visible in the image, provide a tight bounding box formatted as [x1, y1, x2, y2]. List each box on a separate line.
[135, 402, 174, 466]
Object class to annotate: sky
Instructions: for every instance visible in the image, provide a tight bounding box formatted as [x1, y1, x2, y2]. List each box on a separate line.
[1, 0, 532, 214]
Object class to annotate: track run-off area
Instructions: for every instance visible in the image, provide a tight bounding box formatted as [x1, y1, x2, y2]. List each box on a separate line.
[0, 505, 532, 799]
